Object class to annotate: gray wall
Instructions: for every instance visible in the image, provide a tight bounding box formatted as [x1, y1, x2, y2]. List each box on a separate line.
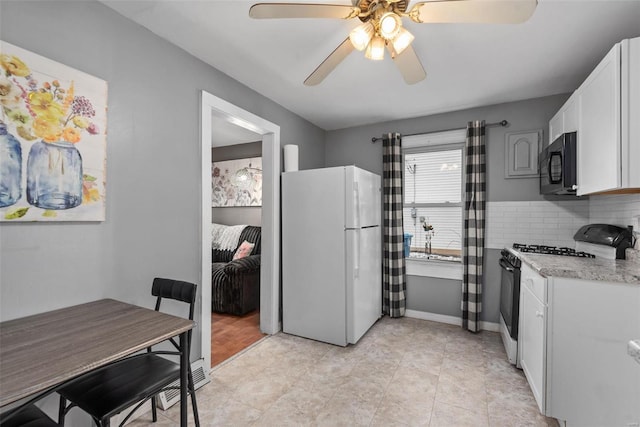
[325, 94, 569, 201]
[406, 250, 501, 324]
[325, 95, 570, 323]
[0, 0, 325, 360]
[212, 142, 262, 226]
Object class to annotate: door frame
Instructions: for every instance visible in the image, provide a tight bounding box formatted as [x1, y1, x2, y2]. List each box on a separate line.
[200, 91, 281, 370]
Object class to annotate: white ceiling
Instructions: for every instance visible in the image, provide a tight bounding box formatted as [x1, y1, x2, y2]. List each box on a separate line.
[103, 0, 640, 131]
[211, 113, 261, 147]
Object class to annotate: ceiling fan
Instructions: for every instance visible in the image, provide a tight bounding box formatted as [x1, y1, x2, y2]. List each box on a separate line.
[249, 0, 537, 85]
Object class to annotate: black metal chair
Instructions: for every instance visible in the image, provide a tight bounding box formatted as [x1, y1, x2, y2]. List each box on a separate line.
[0, 404, 58, 427]
[57, 278, 200, 427]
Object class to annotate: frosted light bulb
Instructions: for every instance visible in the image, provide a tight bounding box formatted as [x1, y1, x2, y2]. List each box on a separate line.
[365, 36, 385, 61]
[392, 27, 415, 55]
[349, 22, 374, 51]
[379, 13, 401, 40]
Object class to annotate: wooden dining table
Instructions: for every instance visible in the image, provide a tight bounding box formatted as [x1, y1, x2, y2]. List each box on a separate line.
[0, 299, 194, 426]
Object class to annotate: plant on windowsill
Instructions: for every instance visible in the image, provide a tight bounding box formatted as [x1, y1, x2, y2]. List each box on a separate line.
[422, 220, 434, 255]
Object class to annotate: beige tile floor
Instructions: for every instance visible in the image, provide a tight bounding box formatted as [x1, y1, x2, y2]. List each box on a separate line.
[131, 316, 558, 426]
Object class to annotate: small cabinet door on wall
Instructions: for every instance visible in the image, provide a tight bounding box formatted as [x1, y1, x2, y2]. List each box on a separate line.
[505, 130, 541, 178]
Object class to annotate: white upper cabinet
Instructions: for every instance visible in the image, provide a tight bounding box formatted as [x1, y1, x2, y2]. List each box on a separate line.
[562, 96, 578, 135]
[577, 43, 621, 195]
[549, 37, 640, 196]
[548, 92, 578, 144]
[549, 108, 563, 144]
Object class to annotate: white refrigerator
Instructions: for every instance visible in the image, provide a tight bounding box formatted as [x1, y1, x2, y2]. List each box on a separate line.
[282, 166, 382, 346]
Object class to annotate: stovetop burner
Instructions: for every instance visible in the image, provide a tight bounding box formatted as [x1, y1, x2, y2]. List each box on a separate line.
[512, 243, 596, 258]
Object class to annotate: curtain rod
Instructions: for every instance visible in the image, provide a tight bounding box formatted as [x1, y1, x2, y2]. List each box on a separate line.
[370, 120, 509, 143]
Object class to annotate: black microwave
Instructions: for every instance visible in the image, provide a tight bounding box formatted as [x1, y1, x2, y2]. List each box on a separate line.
[539, 132, 577, 195]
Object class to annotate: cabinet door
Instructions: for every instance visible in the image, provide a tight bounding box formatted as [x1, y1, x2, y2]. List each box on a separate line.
[577, 43, 621, 195]
[549, 110, 563, 144]
[622, 37, 640, 188]
[520, 282, 546, 414]
[547, 278, 640, 425]
[562, 94, 578, 133]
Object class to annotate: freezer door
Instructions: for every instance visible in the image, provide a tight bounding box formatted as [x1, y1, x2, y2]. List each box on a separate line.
[346, 226, 382, 344]
[345, 167, 381, 229]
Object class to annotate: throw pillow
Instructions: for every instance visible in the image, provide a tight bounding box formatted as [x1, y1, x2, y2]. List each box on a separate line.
[233, 240, 255, 260]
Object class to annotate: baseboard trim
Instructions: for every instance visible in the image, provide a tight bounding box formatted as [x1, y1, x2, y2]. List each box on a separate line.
[404, 309, 500, 332]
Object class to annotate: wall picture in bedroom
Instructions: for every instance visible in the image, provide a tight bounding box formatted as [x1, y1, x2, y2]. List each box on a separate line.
[212, 157, 262, 207]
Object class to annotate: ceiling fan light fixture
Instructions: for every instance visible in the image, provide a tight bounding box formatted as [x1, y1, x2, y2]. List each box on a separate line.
[391, 27, 415, 55]
[349, 22, 374, 51]
[365, 35, 385, 60]
[379, 12, 402, 40]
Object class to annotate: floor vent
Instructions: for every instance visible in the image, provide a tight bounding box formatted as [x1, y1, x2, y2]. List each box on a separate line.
[156, 358, 210, 410]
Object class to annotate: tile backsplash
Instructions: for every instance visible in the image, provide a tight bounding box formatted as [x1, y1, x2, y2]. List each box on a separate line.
[486, 194, 640, 250]
[589, 194, 640, 248]
[588, 193, 640, 229]
[486, 200, 590, 249]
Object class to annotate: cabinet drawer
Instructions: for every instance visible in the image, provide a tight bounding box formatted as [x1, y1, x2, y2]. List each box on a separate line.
[521, 263, 546, 303]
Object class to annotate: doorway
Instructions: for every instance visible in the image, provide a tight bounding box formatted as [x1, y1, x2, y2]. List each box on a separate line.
[200, 91, 281, 371]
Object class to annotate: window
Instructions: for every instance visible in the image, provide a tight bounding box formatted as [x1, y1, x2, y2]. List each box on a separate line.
[403, 140, 463, 261]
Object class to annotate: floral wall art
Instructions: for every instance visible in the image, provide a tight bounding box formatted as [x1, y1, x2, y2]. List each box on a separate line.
[212, 157, 262, 207]
[0, 41, 107, 222]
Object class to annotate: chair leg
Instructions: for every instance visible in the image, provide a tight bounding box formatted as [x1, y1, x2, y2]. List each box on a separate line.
[58, 396, 67, 425]
[188, 369, 200, 427]
[151, 396, 158, 422]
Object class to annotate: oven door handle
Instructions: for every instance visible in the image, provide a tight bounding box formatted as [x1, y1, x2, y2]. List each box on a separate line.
[499, 259, 515, 272]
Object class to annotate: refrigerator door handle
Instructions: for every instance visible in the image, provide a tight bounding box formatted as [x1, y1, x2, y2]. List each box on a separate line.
[353, 181, 360, 229]
[354, 229, 360, 278]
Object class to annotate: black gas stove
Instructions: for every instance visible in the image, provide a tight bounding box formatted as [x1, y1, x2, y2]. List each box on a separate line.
[512, 243, 596, 258]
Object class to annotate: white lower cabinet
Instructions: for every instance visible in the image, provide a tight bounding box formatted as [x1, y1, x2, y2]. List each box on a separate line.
[518, 263, 547, 413]
[546, 277, 640, 427]
[518, 264, 640, 426]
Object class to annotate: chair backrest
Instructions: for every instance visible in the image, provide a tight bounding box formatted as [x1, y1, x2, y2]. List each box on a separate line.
[151, 278, 198, 355]
[152, 278, 197, 320]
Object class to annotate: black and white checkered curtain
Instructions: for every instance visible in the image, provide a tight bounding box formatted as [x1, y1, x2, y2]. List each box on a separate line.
[382, 133, 406, 318]
[462, 121, 486, 332]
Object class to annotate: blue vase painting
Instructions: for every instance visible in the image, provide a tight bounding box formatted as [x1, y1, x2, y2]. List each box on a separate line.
[26, 140, 83, 210]
[0, 123, 22, 208]
[0, 41, 107, 221]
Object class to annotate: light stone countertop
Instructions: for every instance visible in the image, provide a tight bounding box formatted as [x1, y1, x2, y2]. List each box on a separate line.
[515, 251, 640, 285]
[629, 340, 640, 365]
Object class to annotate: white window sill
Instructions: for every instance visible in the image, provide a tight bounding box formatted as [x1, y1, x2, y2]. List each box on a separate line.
[406, 257, 463, 280]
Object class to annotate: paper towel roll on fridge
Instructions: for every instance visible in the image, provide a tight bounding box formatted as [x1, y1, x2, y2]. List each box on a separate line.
[284, 144, 299, 172]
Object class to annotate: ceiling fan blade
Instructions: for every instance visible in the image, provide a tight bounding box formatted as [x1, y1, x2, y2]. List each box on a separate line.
[304, 38, 355, 86]
[409, 0, 537, 24]
[250, 3, 360, 19]
[389, 45, 426, 85]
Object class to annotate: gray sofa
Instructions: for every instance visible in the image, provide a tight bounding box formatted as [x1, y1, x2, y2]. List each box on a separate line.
[211, 225, 261, 315]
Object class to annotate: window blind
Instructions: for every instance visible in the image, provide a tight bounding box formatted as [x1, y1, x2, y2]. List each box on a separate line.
[403, 147, 463, 254]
